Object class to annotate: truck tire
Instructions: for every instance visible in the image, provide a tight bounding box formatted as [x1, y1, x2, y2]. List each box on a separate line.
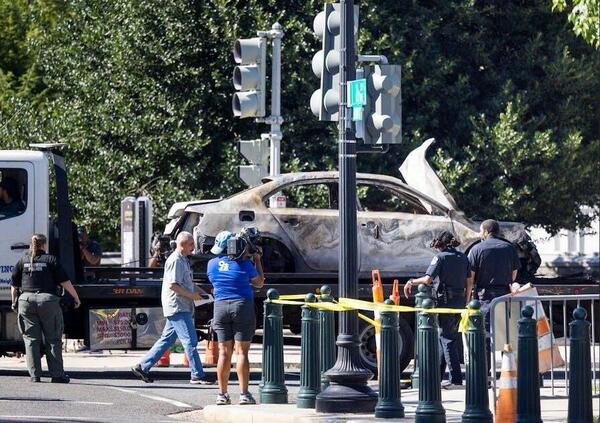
[358, 316, 414, 374]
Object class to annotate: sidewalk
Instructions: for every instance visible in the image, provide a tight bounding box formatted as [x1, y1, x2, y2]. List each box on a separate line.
[172, 384, 577, 423]
[0, 343, 301, 373]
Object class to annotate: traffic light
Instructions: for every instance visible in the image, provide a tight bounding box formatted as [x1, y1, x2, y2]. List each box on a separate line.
[362, 64, 402, 144]
[237, 135, 270, 187]
[232, 37, 267, 118]
[310, 4, 358, 121]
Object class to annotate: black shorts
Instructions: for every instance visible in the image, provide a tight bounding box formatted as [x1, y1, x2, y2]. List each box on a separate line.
[212, 298, 256, 342]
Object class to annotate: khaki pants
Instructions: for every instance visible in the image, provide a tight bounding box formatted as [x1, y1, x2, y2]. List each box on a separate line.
[17, 292, 65, 378]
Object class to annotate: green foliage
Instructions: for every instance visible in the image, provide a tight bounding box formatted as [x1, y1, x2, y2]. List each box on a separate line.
[552, 0, 600, 48]
[0, 0, 599, 246]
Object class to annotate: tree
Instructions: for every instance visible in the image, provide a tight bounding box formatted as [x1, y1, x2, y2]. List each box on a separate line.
[552, 0, 600, 48]
[1, 0, 598, 245]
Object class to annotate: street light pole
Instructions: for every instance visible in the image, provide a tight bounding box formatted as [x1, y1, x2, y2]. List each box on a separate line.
[268, 22, 283, 177]
[315, 0, 377, 413]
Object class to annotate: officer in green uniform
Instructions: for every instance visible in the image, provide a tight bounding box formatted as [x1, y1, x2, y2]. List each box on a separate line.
[11, 234, 82, 383]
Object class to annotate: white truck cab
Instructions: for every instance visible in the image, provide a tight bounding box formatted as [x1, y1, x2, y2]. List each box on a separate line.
[0, 149, 52, 301]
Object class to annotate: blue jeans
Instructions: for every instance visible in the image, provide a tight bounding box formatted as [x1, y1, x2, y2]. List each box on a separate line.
[139, 312, 205, 378]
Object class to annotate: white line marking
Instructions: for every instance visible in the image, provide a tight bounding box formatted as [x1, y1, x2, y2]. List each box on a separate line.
[108, 386, 193, 408]
[0, 416, 100, 422]
[72, 401, 113, 405]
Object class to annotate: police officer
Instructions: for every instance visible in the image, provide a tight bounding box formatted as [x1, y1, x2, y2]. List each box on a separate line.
[404, 230, 470, 389]
[466, 219, 521, 373]
[10, 233, 82, 383]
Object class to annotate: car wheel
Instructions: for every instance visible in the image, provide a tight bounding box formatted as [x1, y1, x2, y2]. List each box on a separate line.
[261, 239, 295, 273]
[358, 316, 414, 374]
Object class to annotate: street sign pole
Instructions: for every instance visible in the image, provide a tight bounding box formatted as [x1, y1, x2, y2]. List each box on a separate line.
[265, 23, 283, 177]
[315, 0, 377, 413]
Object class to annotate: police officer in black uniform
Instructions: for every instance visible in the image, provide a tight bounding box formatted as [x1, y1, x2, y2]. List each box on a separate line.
[466, 219, 521, 374]
[404, 230, 470, 389]
[11, 233, 82, 383]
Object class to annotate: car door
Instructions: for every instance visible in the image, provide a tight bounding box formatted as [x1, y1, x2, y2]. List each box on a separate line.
[267, 180, 344, 271]
[0, 163, 35, 301]
[357, 181, 454, 275]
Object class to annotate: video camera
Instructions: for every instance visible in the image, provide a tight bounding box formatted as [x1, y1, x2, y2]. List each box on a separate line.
[150, 232, 174, 261]
[226, 227, 261, 260]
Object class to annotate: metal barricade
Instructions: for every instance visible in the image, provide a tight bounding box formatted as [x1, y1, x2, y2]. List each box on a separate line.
[488, 293, 599, 412]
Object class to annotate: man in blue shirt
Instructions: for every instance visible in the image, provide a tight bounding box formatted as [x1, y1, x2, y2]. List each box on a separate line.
[207, 231, 264, 406]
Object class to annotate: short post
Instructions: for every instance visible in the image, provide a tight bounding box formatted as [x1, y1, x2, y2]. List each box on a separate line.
[516, 305, 542, 423]
[412, 283, 432, 389]
[462, 300, 492, 423]
[297, 293, 320, 408]
[319, 285, 336, 391]
[260, 288, 288, 404]
[375, 299, 405, 419]
[567, 307, 592, 423]
[415, 298, 445, 423]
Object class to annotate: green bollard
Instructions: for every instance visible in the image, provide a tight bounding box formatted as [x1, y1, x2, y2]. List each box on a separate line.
[412, 283, 433, 389]
[462, 300, 492, 423]
[567, 307, 592, 423]
[375, 299, 405, 419]
[415, 298, 445, 423]
[318, 285, 336, 392]
[297, 293, 320, 408]
[260, 288, 288, 404]
[516, 305, 542, 423]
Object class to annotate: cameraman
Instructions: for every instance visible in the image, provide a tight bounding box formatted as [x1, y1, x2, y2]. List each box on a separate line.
[207, 230, 264, 406]
[149, 233, 172, 268]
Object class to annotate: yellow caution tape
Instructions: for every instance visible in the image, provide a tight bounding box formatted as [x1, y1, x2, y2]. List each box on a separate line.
[278, 294, 313, 300]
[358, 312, 378, 327]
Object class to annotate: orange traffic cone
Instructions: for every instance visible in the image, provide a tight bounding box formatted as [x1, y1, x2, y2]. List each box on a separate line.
[371, 270, 384, 375]
[204, 327, 219, 366]
[390, 279, 400, 305]
[156, 350, 170, 367]
[495, 344, 517, 423]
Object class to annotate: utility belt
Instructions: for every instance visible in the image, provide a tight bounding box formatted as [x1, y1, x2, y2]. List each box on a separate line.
[475, 285, 510, 301]
[435, 284, 465, 307]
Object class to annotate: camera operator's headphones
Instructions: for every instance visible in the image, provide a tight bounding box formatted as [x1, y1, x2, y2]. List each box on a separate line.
[430, 230, 460, 249]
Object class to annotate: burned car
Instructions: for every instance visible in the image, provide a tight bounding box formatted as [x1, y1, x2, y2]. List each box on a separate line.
[163, 139, 537, 372]
[166, 139, 530, 277]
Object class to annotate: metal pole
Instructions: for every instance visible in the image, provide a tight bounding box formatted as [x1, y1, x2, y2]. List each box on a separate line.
[269, 22, 283, 177]
[315, 0, 377, 413]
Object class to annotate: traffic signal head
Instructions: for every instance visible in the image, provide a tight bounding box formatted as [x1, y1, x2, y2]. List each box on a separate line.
[310, 3, 358, 122]
[232, 37, 267, 118]
[363, 64, 402, 144]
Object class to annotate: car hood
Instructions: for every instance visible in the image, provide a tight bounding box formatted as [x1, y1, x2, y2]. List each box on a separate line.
[399, 138, 459, 213]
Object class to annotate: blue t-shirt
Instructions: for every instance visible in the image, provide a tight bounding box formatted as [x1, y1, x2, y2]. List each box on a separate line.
[207, 256, 258, 301]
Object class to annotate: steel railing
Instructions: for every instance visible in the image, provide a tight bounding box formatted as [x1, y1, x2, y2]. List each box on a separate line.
[487, 293, 598, 412]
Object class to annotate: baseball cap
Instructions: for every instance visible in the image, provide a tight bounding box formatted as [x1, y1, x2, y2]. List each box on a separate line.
[211, 231, 233, 255]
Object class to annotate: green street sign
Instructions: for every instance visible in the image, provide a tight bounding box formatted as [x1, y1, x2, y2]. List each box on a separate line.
[352, 106, 363, 121]
[348, 78, 367, 108]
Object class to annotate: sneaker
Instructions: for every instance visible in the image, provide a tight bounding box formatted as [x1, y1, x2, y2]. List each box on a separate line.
[131, 365, 154, 383]
[30, 376, 41, 383]
[51, 375, 70, 384]
[442, 382, 464, 390]
[239, 392, 256, 405]
[190, 376, 214, 385]
[216, 393, 231, 405]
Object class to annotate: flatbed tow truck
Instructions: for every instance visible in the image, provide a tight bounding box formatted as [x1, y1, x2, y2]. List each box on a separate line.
[1, 145, 597, 371]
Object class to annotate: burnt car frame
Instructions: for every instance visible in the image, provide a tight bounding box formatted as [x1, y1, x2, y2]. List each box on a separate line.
[163, 139, 535, 372]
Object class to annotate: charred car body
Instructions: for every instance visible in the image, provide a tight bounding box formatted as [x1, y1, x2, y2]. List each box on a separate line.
[163, 139, 542, 371]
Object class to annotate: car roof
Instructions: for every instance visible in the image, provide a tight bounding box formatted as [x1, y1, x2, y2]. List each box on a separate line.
[258, 171, 451, 213]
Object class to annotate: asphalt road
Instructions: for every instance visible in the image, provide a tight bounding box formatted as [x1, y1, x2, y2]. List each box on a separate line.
[0, 368, 297, 423]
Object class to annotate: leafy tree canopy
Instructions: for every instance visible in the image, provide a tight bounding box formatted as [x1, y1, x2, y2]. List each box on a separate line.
[0, 0, 598, 247]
